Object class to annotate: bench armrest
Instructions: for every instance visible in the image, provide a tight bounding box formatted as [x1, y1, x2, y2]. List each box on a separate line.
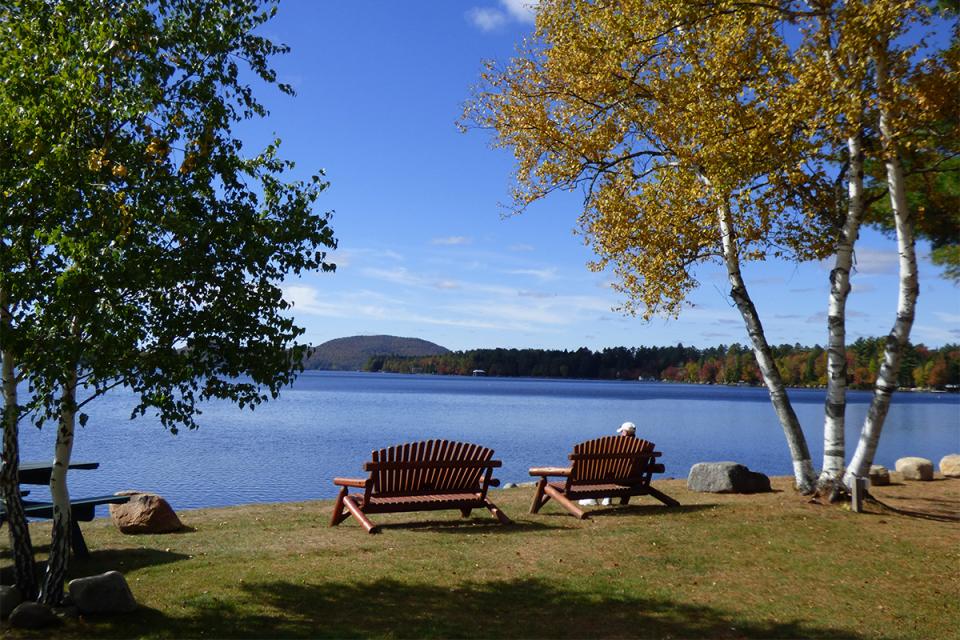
[487, 478, 501, 487]
[528, 466, 571, 478]
[333, 477, 369, 489]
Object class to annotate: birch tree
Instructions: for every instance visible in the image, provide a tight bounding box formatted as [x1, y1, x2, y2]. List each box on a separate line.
[842, 0, 956, 486]
[2, 0, 336, 603]
[463, 0, 835, 492]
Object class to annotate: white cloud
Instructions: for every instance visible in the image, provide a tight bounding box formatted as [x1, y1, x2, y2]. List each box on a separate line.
[505, 267, 558, 281]
[501, 0, 538, 22]
[467, 7, 507, 31]
[468, 0, 538, 32]
[851, 248, 899, 275]
[432, 236, 472, 246]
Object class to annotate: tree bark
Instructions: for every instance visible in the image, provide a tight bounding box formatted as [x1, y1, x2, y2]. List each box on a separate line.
[0, 284, 38, 599]
[818, 131, 864, 496]
[713, 195, 816, 493]
[38, 366, 78, 605]
[844, 44, 919, 488]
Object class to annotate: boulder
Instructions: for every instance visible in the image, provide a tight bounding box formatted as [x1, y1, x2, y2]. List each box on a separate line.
[0, 584, 22, 619]
[940, 454, 960, 478]
[895, 457, 934, 481]
[68, 571, 138, 615]
[110, 491, 183, 534]
[687, 462, 771, 493]
[8, 602, 60, 629]
[868, 465, 890, 487]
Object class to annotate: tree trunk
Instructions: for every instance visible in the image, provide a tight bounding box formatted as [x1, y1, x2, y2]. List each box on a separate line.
[1, 285, 38, 599]
[715, 197, 816, 493]
[818, 131, 864, 496]
[844, 45, 919, 488]
[38, 367, 78, 605]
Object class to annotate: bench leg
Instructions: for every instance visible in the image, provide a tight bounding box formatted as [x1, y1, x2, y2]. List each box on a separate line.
[619, 496, 630, 506]
[70, 519, 90, 558]
[330, 487, 350, 527]
[459, 508, 472, 518]
[530, 477, 549, 514]
[647, 486, 680, 507]
[342, 495, 380, 534]
[483, 498, 512, 525]
[544, 484, 588, 520]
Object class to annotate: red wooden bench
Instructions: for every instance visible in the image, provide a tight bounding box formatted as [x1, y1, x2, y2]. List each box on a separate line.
[330, 440, 512, 534]
[529, 435, 679, 519]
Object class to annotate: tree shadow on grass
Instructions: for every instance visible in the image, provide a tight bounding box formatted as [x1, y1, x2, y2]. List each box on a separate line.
[117, 577, 874, 639]
[376, 518, 563, 535]
[0, 547, 189, 592]
[586, 503, 717, 518]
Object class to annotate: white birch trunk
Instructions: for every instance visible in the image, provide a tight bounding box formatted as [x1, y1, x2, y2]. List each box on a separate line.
[818, 132, 864, 493]
[1, 283, 38, 597]
[712, 194, 816, 493]
[39, 367, 78, 605]
[843, 45, 919, 488]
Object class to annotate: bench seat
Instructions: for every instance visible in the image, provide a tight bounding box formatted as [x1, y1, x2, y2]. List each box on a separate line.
[0, 494, 129, 557]
[331, 440, 512, 534]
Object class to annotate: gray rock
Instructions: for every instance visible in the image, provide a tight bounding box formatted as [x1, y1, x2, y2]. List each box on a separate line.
[0, 584, 22, 619]
[8, 602, 61, 629]
[940, 454, 960, 478]
[68, 571, 138, 614]
[868, 465, 890, 486]
[687, 462, 771, 494]
[895, 457, 934, 481]
[502, 482, 517, 489]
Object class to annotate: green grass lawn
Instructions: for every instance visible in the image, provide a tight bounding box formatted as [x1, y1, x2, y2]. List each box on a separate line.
[3, 476, 958, 639]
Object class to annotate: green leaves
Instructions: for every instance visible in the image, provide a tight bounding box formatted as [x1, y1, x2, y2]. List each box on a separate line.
[1, 0, 337, 433]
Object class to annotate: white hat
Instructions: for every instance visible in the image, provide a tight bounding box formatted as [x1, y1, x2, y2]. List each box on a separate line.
[617, 421, 636, 435]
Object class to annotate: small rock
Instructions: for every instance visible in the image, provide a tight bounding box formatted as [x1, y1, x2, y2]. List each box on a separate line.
[68, 571, 138, 614]
[0, 584, 22, 619]
[940, 454, 960, 478]
[868, 465, 890, 486]
[110, 491, 183, 534]
[8, 602, 61, 629]
[895, 457, 934, 481]
[687, 462, 771, 493]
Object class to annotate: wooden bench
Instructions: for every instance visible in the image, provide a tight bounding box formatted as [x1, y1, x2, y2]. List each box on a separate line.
[330, 440, 512, 534]
[0, 494, 129, 557]
[529, 435, 679, 519]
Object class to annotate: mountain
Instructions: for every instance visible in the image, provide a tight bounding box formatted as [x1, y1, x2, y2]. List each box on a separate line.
[303, 335, 450, 371]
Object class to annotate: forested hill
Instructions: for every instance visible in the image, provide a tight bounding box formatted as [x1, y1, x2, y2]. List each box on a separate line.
[303, 335, 450, 371]
[371, 339, 960, 390]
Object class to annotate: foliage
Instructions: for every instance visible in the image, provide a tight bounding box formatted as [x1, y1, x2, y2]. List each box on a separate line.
[304, 335, 449, 371]
[0, 0, 335, 602]
[372, 340, 960, 390]
[461, 0, 837, 320]
[2, 0, 336, 431]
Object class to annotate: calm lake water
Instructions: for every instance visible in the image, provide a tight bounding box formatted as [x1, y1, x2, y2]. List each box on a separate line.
[16, 371, 960, 511]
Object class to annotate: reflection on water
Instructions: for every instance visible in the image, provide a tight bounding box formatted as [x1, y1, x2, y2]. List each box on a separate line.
[16, 371, 960, 509]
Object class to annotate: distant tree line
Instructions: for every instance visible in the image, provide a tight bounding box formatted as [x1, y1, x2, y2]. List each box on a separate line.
[367, 339, 960, 390]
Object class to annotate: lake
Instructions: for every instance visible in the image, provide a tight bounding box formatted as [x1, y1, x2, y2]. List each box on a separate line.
[15, 371, 960, 510]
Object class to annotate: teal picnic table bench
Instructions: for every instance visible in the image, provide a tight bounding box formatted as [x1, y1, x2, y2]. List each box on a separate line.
[0, 461, 129, 557]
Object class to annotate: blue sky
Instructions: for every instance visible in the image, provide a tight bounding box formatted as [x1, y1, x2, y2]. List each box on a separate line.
[243, 1, 958, 352]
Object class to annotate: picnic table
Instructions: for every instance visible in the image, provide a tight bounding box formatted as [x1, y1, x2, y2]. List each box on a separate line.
[1, 460, 128, 556]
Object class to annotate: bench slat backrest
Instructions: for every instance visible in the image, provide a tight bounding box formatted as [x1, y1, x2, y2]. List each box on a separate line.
[567, 436, 658, 486]
[366, 440, 496, 498]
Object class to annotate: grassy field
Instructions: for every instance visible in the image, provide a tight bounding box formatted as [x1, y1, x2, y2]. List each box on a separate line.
[3, 475, 958, 639]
